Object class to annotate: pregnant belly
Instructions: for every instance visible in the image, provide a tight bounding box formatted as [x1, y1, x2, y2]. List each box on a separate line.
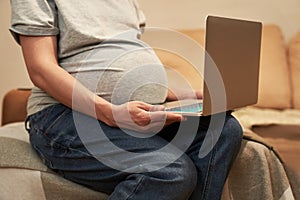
[72, 48, 168, 105]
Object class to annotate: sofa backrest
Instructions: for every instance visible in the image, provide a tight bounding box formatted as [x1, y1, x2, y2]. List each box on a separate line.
[288, 31, 300, 109]
[256, 25, 292, 109]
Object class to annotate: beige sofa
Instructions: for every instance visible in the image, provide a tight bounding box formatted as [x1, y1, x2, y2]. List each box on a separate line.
[0, 25, 299, 199]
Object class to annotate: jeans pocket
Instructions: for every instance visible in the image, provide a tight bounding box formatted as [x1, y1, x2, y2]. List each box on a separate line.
[28, 105, 58, 134]
[29, 104, 77, 148]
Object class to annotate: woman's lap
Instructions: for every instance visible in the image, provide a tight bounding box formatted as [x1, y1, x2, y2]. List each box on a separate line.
[26, 103, 242, 199]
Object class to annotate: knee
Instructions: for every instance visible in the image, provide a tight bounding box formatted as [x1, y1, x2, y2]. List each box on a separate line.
[172, 156, 198, 198]
[112, 156, 197, 200]
[221, 114, 243, 148]
[224, 115, 243, 139]
[175, 155, 198, 190]
[152, 155, 197, 199]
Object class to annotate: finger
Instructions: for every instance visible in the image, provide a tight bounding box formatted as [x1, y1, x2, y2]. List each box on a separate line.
[195, 90, 203, 99]
[149, 111, 183, 123]
[148, 110, 168, 122]
[136, 101, 153, 111]
[149, 104, 165, 112]
[166, 112, 184, 122]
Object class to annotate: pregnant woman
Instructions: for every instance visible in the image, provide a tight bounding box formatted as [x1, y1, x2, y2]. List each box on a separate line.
[10, 1, 243, 199]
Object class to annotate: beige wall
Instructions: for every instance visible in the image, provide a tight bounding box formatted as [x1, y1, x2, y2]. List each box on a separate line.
[138, 0, 300, 39]
[1, 0, 300, 124]
[0, 0, 32, 124]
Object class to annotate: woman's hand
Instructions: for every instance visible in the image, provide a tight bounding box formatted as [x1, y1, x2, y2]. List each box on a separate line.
[167, 88, 203, 101]
[97, 101, 184, 133]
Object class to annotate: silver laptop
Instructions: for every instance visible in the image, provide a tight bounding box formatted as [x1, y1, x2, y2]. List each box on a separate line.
[164, 15, 262, 116]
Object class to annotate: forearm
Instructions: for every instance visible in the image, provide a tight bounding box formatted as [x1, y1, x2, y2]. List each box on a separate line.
[32, 63, 111, 119]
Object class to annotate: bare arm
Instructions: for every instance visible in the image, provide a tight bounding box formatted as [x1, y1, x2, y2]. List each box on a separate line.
[20, 36, 111, 121]
[20, 35, 183, 132]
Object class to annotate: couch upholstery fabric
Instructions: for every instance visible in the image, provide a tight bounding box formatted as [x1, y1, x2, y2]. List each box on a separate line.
[255, 25, 292, 109]
[288, 31, 300, 109]
[0, 122, 108, 200]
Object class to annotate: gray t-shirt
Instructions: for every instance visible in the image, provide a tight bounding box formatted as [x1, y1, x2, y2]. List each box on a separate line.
[10, 0, 168, 116]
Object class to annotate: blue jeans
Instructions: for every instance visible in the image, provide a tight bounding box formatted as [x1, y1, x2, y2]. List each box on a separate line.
[26, 104, 243, 200]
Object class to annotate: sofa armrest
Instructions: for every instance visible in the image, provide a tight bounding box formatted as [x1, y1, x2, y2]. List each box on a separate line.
[1, 88, 31, 126]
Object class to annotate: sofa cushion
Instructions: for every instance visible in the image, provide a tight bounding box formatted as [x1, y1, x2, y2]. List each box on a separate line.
[0, 122, 108, 200]
[252, 124, 300, 179]
[254, 25, 292, 109]
[288, 31, 300, 109]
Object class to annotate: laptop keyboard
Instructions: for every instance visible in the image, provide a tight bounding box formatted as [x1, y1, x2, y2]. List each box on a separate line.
[166, 102, 203, 113]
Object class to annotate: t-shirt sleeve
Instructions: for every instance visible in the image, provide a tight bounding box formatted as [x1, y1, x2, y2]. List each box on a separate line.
[131, 0, 146, 29]
[9, 0, 59, 44]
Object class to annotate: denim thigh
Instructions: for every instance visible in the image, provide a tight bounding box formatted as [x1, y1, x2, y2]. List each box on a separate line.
[26, 104, 196, 196]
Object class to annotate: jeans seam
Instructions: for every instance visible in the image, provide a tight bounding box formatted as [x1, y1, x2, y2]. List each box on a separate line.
[201, 146, 217, 200]
[31, 143, 54, 168]
[33, 126, 90, 156]
[126, 175, 145, 200]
